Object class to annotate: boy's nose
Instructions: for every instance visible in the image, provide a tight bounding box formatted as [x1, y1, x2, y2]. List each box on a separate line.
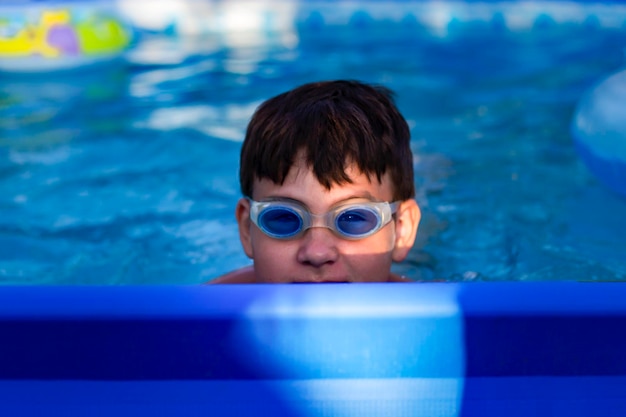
[296, 227, 339, 267]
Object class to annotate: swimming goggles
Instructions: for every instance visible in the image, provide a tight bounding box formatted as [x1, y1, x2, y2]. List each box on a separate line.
[248, 198, 400, 240]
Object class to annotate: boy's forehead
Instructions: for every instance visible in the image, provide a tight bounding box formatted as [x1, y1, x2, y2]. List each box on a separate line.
[252, 157, 394, 201]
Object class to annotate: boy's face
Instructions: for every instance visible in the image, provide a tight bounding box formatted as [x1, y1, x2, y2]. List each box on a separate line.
[236, 156, 420, 283]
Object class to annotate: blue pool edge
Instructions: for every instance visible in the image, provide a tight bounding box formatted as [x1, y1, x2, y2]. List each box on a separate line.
[1, 283, 626, 416]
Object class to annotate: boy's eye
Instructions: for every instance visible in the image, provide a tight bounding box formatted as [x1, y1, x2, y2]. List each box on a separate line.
[336, 208, 378, 235]
[260, 208, 302, 235]
[340, 212, 368, 222]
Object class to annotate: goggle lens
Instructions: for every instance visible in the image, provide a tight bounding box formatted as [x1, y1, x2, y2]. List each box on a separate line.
[335, 208, 379, 237]
[258, 206, 302, 238]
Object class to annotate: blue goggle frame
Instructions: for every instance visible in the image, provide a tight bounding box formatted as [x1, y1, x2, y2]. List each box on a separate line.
[248, 198, 400, 240]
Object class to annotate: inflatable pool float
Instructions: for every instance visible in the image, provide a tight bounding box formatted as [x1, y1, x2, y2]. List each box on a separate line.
[572, 69, 626, 198]
[0, 1, 131, 72]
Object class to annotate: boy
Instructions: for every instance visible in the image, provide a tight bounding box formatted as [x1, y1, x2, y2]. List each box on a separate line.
[212, 80, 420, 283]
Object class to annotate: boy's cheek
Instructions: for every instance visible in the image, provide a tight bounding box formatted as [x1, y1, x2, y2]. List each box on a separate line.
[338, 228, 397, 256]
[251, 248, 297, 283]
[249, 233, 294, 261]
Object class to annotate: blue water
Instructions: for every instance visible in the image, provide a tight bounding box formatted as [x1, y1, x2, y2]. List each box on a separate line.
[2, 2, 626, 284]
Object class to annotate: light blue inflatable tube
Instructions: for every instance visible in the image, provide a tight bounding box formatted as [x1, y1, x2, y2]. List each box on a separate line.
[572, 70, 626, 198]
[1, 283, 626, 417]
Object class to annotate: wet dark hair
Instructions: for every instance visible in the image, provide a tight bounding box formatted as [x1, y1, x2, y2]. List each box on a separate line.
[239, 80, 415, 200]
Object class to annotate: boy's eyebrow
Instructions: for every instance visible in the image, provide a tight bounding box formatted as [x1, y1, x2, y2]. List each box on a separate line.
[262, 196, 303, 204]
[333, 192, 379, 203]
[261, 192, 380, 208]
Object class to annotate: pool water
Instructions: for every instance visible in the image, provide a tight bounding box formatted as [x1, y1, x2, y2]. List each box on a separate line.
[2, 2, 626, 284]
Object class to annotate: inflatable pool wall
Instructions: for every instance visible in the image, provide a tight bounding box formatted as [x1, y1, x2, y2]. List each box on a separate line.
[1, 283, 626, 417]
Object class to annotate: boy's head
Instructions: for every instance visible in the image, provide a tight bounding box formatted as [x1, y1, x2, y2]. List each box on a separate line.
[235, 80, 420, 283]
